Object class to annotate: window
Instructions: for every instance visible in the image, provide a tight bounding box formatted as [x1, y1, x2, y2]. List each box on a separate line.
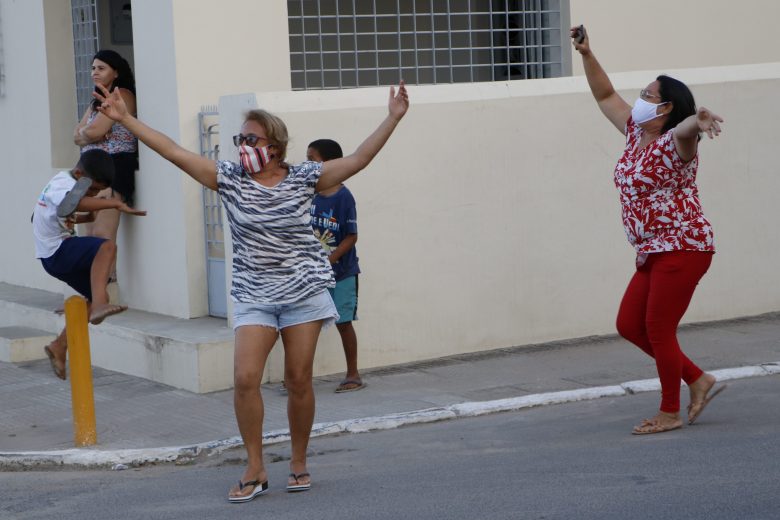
[71, 0, 100, 116]
[288, 0, 568, 90]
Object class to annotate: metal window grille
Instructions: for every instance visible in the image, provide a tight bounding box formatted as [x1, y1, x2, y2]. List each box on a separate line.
[0, 2, 5, 97]
[199, 106, 227, 318]
[288, 0, 565, 90]
[71, 0, 100, 117]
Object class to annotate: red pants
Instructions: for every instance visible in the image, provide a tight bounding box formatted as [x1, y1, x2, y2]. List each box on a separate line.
[616, 251, 713, 413]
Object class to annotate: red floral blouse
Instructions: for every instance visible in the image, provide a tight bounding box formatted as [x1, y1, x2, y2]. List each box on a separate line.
[613, 118, 714, 254]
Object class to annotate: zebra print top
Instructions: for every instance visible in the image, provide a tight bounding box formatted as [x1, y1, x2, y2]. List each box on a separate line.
[216, 159, 335, 304]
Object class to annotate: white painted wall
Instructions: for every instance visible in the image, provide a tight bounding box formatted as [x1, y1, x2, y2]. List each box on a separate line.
[221, 63, 780, 379]
[0, 0, 76, 293]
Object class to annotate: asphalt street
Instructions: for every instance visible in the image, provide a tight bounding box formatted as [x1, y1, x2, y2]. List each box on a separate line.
[1, 373, 777, 520]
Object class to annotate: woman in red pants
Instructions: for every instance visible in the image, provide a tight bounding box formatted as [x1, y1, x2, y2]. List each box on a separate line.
[572, 26, 726, 434]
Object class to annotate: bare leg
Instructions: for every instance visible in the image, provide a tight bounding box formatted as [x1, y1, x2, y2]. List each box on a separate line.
[88, 240, 127, 324]
[229, 325, 278, 500]
[87, 189, 121, 280]
[336, 322, 362, 390]
[689, 372, 716, 404]
[281, 320, 323, 488]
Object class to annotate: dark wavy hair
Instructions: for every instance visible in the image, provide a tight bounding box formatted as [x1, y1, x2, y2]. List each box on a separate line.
[656, 75, 697, 136]
[90, 50, 135, 111]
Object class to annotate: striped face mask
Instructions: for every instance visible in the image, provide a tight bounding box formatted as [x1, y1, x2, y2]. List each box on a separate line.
[239, 144, 274, 173]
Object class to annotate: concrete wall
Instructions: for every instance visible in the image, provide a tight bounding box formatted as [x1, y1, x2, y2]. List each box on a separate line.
[569, 0, 780, 74]
[1, 0, 778, 344]
[0, 0, 291, 318]
[220, 63, 780, 379]
[0, 0, 77, 294]
[43, 0, 80, 168]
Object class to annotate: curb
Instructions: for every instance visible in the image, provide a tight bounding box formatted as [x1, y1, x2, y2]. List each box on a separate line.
[2, 362, 777, 469]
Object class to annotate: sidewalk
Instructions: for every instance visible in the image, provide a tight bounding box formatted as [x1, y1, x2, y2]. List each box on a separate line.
[1, 313, 779, 467]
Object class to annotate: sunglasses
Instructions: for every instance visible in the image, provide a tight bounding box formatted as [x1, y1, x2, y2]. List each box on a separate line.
[639, 89, 662, 101]
[232, 134, 268, 147]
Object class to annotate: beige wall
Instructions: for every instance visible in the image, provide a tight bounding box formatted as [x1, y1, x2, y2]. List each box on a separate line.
[118, 0, 292, 317]
[569, 0, 780, 75]
[222, 63, 780, 379]
[1, 0, 778, 341]
[43, 0, 80, 168]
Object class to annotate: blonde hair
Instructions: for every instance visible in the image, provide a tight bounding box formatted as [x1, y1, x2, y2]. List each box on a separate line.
[243, 109, 289, 163]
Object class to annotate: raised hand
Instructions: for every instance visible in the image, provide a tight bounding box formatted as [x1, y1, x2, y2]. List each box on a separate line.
[92, 83, 129, 123]
[570, 25, 590, 55]
[389, 80, 409, 122]
[696, 107, 724, 139]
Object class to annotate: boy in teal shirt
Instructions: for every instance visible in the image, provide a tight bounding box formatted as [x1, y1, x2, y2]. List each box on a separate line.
[308, 139, 363, 392]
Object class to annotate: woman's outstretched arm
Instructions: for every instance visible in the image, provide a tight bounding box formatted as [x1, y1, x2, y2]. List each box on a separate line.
[673, 107, 724, 162]
[572, 26, 631, 134]
[93, 84, 218, 190]
[317, 81, 409, 191]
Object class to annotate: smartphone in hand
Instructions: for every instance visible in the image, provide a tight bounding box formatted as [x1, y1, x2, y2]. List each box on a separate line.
[573, 25, 586, 44]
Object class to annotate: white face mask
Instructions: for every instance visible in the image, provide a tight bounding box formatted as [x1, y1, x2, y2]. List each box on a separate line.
[631, 98, 669, 124]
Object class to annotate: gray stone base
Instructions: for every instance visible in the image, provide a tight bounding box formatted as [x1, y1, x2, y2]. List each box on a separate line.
[0, 326, 56, 362]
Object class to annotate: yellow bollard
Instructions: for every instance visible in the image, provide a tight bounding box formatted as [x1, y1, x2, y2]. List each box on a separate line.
[64, 295, 97, 447]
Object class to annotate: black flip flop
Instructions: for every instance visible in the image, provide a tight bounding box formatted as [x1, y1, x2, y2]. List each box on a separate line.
[335, 378, 365, 393]
[287, 472, 311, 492]
[228, 479, 268, 503]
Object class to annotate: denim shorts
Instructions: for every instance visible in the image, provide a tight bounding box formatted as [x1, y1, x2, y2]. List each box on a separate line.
[329, 275, 358, 324]
[233, 290, 339, 331]
[41, 236, 107, 301]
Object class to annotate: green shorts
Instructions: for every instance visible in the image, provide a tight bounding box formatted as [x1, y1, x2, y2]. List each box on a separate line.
[328, 275, 358, 324]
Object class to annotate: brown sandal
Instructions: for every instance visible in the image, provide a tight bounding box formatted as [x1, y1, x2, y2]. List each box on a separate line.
[44, 343, 66, 380]
[632, 418, 683, 435]
[687, 385, 727, 425]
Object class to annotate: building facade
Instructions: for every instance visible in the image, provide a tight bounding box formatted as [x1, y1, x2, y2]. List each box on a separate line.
[1, 0, 779, 382]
